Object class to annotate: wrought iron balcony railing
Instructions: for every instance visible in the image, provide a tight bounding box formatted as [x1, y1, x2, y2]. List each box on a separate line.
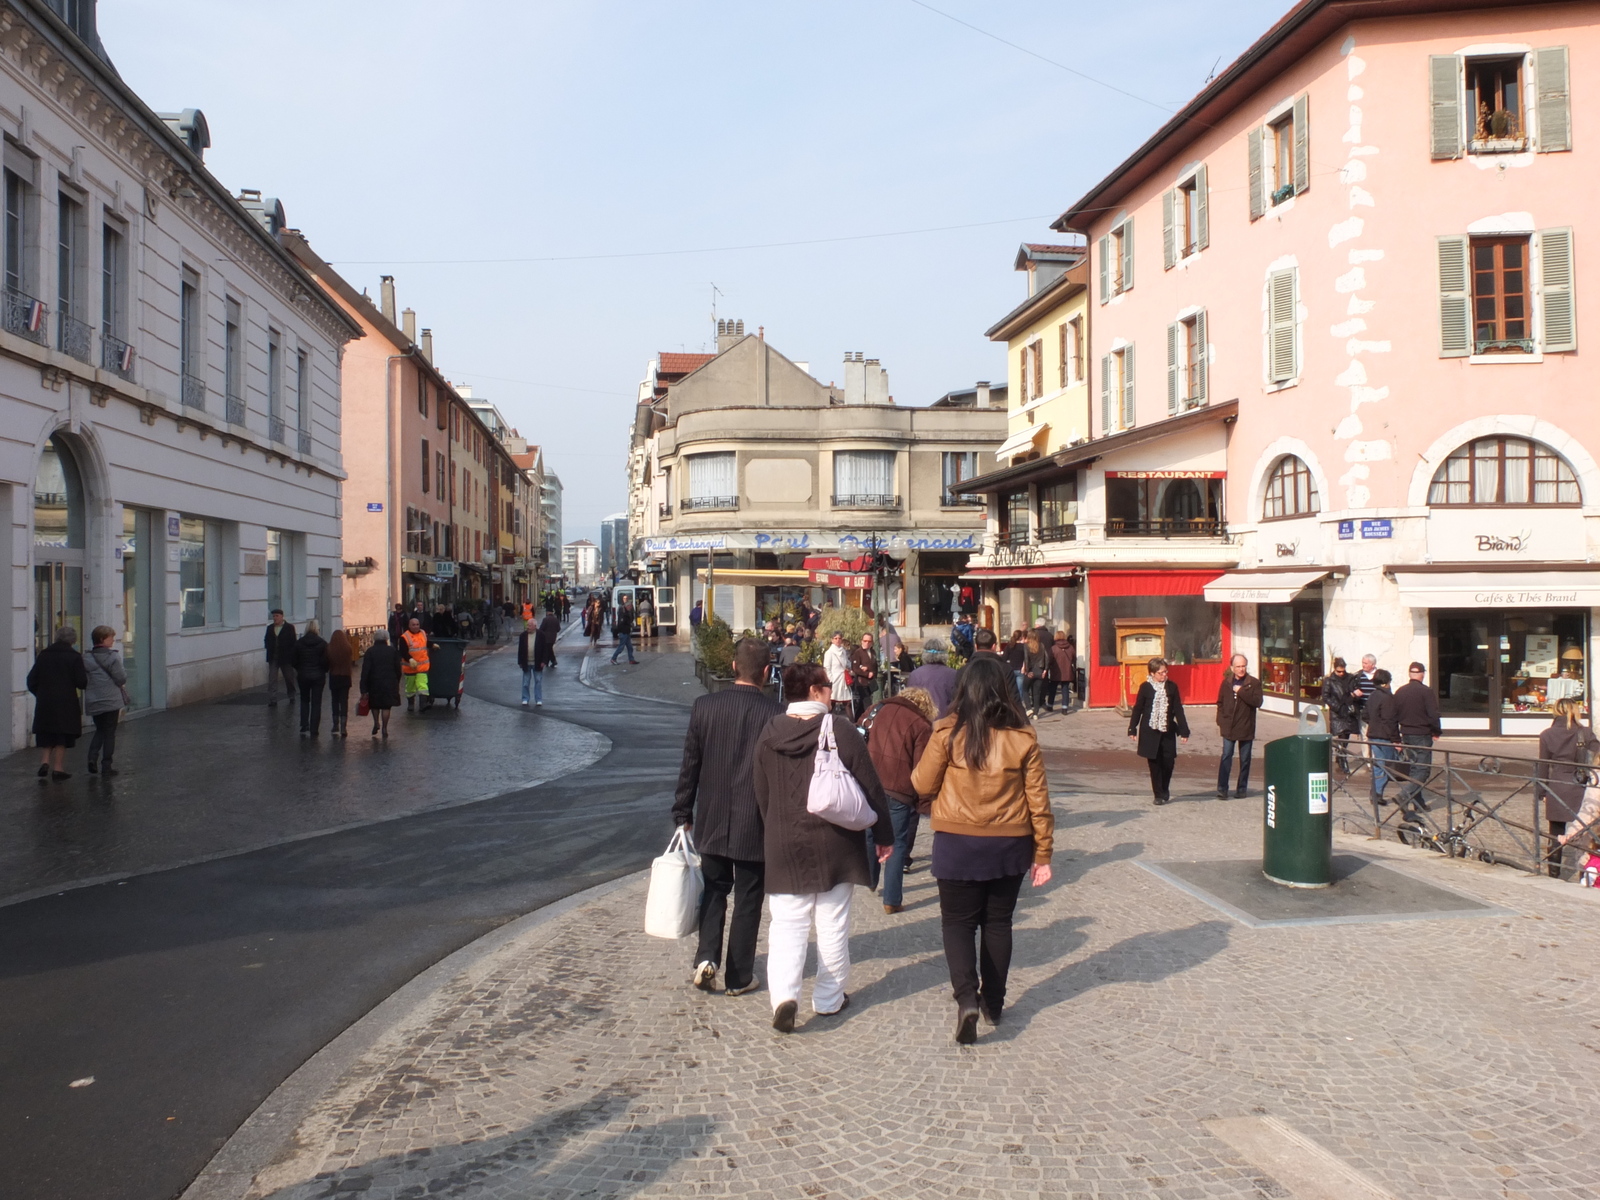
[1105, 517, 1226, 538]
[226, 392, 246, 426]
[1038, 522, 1078, 543]
[57, 312, 91, 362]
[996, 529, 1032, 549]
[3, 287, 48, 345]
[181, 372, 207, 409]
[269, 414, 286, 444]
[681, 495, 738, 512]
[101, 331, 135, 380]
[942, 491, 984, 507]
[298, 428, 312, 455]
[658, 502, 672, 519]
[831, 493, 900, 509]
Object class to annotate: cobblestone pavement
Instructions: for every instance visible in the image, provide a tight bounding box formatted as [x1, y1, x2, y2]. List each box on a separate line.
[196, 735, 1600, 1200]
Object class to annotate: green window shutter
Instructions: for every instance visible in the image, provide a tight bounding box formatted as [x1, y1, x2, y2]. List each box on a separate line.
[1166, 322, 1179, 413]
[1429, 55, 1462, 159]
[1436, 235, 1470, 357]
[1535, 47, 1571, 153]
[1162, 189, 1176, 270]
[1100, 354, 1113, 431]
[1120, 218, 1134, 291]
[1539, 227, 1576, 352]
[1195, 164, 1210, 250]
[1194, 310, 1208, 404]
[1121, 344, 1136, 428]
[1247, 128, 1264, 221]
[1268, 269, 1298, 382]
[1098, 236, 1110, 304]
[1292, 94, 1310, 194]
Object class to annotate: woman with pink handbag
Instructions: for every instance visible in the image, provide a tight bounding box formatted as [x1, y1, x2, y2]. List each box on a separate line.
[753, 662, 893, 1033]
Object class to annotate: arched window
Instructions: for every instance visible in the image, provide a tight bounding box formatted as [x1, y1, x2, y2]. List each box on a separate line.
[1427, 437, 1579, 506]
[1262, 455, 1318, 520]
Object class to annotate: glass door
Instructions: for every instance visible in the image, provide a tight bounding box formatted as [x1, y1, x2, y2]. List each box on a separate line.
[120, 507, 154, 709]
[33, 562, 83, 652]
[1435, 612, 1493, 715]
[34, 435, 85, 652]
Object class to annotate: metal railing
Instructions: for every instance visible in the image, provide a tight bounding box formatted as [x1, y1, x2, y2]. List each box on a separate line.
[269, 413, 286, 444]
[832, 493, 900, 509]
[1475, 337, 1536, 355]
[226, 391, 246, 426]
[996, 529, 1032, 549]
[57, 312, 91, 362]
[942, 491, 984, 507]
[101, 330, 135, 380]
[658, 502, 672, 519]
[681, 495, 738, 512]
[297, 428, 312, 455]
[181, 372, 207, 409]
[1105, 516, 1225, 538]
[1039, 522, 1077, 543]
[3, 287, 48, 344]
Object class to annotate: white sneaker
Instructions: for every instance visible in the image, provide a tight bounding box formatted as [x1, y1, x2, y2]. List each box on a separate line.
[521, 699, 528, 706]
[535, 701, 543, 707]
[692, 961, 717, 992]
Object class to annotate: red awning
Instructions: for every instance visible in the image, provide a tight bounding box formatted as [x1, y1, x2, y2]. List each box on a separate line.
[811, 571, 872, 588]
[962, 564, 1080, 588]
[803, 555, 872, 573]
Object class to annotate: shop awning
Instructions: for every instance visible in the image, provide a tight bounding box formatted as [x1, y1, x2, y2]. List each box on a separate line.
[1203, 568, 1332, 604]
[995, 424, 1048, 462]
[695, 568, 812, 588]
[962, 564, 1080, 588]
[1392, 568, 1600, 608]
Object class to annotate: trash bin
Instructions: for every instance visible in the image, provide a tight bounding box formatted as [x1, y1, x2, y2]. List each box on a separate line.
[1262, 707, 1333, 888]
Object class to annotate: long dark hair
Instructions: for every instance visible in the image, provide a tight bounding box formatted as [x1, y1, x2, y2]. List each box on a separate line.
[950, 654, 1028, 770]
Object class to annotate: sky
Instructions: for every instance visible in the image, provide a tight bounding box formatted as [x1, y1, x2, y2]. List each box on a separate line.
[98, 0, 1294, 542]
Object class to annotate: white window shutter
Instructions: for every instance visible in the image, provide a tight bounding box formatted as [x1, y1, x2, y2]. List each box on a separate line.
[1166, 322, 1179, 413]
[1268, 269, 1298, 382]
[1539, 227, 1576, 352]
[1429, 55, 1462, 159]
[1535, 47, 1572, 153]
[1162, 189, 1176, 269]
[1436, 235, 1471, 357]
[1100, 354, 1113, 431]
[1292, 94, 1310, 194]
[1121, 344, 1136, 428]
[1194, 310, 1208, 404]
[1195, 164, 1210, 250]
[1247, 129, 1264, 221]
[1098, 236, 1110, 304]
[1120, 218, 1134, 292]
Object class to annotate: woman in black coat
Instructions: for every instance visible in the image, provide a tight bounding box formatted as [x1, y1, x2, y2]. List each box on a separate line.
[1538, 697, 1598, 877]
[1127, 657, 1189, 805]
[358, 630, 404, 738]
[28, 626, 88, 781]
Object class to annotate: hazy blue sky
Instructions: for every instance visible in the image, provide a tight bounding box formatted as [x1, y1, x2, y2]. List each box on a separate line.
[100, 0, 1291, 540]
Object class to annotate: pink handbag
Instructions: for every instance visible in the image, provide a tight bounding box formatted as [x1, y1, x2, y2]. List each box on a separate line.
[806, 715, 877, 830]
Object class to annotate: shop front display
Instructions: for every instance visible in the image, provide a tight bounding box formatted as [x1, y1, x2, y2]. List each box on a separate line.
[1086, 570, 1229, 708]
[1433, 609, 1588, 735]
[1258, 600, 1325, 704]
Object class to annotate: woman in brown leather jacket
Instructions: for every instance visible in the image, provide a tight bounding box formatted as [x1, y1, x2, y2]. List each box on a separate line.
[911, 654, 1054, 1043]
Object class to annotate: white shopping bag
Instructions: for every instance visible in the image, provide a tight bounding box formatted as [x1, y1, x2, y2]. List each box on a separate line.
[644, 827, 703, 939]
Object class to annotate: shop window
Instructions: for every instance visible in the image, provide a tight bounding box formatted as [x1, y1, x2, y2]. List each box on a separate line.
[1105, 475, 1224, 537]
[917, 552, 966, 626]
[1434, 610, 1587, 723]
[1426, 436, 1579, 506]
[1259, 601, 1324, 701]
[1262, 455, 1319, 520]
[1096, 594, 1221, 667]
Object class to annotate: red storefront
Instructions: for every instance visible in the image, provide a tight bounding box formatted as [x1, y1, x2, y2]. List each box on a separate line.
[1087, 569, 1230, 710]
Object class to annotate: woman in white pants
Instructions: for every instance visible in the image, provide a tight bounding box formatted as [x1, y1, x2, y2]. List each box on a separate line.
[753, 661, 894, 1032]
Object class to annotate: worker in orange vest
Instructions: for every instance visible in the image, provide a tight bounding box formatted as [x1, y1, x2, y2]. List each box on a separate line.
[401, 617, 433, 711]
[521, 600, 534, 623]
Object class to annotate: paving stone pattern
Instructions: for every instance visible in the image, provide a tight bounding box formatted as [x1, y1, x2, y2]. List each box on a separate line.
[233, 767, 1600, 1200]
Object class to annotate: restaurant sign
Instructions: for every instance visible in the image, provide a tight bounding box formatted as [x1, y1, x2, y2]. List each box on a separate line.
[1102, 470, 1225, 479]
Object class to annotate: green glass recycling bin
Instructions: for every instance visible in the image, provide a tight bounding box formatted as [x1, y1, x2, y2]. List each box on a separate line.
[1262, 731, 1333, 888]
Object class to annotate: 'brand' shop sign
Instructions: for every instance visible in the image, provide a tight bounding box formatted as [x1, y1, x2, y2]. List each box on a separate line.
[1426, 506, 1584, 563]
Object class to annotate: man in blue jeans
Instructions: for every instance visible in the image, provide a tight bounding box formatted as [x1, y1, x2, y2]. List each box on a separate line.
[1215, 654, 1264, 800]
[611, 598, 637, 665]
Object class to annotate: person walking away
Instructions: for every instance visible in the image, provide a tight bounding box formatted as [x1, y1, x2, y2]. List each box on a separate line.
[1002, 630, 1027, 709]
[754, 662, 893, 1032]
[1363, 669, 1400, 805]
[29, 626, 88, 781]
[950, 613, 975, 661]
[294, 619, 331, 736]
[911, 655, 1054, 1043]
[905, 648, 958, 718]
[360, 629, 404, 737]
[1538, 697, 1598, 878]
[823, 632, 852, 715]
[673, 638, 786, 995]
[326, 628, 355, 737]
[83, 625, 127, 775]
[1352, 653, 1378, 734]
[516, 618, 539, 706]
[611, 597, 638, 664]
[1049, 630, 1075, 711]
[400, 617, 433, 712]
[1393, 662, 1441, 812]
[561, 593, 572, 623]
[532, 611, 560, 706]
[969, 628, 1001, 657]
[866, 686, 936, 914]
[586, 596, 604, 649]
[1021, 628, 1050, 718]
[1321, 657, 1360, 774]
[848, 633, 878, 720]
[1215, 654, 1264, 799]
[1129, 657, 1189, 805]
[263, 609, 297, 707]
[638, 592, 656, 639]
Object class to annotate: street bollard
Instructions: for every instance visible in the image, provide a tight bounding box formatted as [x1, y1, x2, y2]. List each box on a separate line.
[1262, 706, 1333, 888]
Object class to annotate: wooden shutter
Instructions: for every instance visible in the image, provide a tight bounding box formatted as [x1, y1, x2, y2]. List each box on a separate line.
[1539, 227, 1576, 352]
[1535, 47, 1571, 153]
[1098, 235, 1110, 304]
[1292, 94, 1310, 194]
[1120, 344, 1136, 428]
[1436, 235, 1470, 357]
[1058, 322, 1068, 388]
[1120, 218, 1134, 291]
[1162, 189, 1176, 269]
[1166, 322, 1179, 413]
[1429, 55, 1462, 159]
[1100, 354, 1113, 431]
[1268, 269, 1297, 381]
[1194, 310, 1208, 404]
[1032, 339, 1044, 398]
[1247, 128, 1265, 221]
[1194, 164, 1210, 250]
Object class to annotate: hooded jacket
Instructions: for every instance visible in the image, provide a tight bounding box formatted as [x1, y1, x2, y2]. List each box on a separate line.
[753, 712, 892, 894]
[866, 695, 933, 806]
[911, 716, 1053, 863]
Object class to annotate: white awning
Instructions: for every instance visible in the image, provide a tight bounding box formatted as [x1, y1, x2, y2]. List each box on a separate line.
[995, 424, 1048, 461]
[1203, 568, 1330, 604]
[1393, 570, 1600, 608]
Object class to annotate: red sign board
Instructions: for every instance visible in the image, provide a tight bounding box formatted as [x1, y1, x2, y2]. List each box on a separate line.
[810, 572, 872, 589]
[802, 555, 872, 573]
[1103, 470, 1225, 479]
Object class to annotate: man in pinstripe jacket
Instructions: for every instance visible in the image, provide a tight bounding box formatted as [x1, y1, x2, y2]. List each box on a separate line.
[673, 637, 785, 995]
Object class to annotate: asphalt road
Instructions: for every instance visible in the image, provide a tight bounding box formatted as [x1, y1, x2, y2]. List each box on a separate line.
[0, 635, 686, 1200]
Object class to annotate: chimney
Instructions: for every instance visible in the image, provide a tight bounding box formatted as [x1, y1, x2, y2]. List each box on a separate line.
[402, 308, 417, 341]
[975, 380, 991, 408]
[421, 328, 433, 362]
[717, 317, 746, 353]
[864, 358, 888, 405]
[843, 352, 865, 405]
[380, 276, 396, 323]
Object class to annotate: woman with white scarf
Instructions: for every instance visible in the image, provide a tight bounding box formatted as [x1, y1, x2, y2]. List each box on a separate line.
[752, 661, 893, 1033]
[1127, 657, 1189, 805]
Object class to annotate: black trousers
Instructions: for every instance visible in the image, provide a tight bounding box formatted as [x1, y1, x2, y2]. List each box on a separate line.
[1146, 732, 1178, 799]
[329, 677, 352, 731]
[87, 711, 119, 764]
[938, 873, 1026, 1011]
[299, 677, 326, 733]
[694, 853, 765, 991]
[1026, 675, 1049, 712]
[851, 682, 875, 720]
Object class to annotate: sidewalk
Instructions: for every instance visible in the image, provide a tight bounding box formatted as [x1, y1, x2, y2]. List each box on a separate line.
[195, 750, 1600, 1200]
[585, 634, 706, 706]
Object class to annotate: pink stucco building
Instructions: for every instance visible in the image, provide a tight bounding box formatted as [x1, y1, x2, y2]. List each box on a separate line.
[966, 0, 1597, 736]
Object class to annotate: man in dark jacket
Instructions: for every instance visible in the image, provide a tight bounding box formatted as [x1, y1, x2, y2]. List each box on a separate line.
[263, 609, 297, 706]
[611, 598, 637, 665]
[848, 633, 878, 719]
[1215, 654, 1265, 799]
[673, 637, 785, 995]
[1321, 657, 1361, 773]
[864, 690, 934, 912]
[293, 619, 331, 735]
[1363, 668, 1400, 804]
[1393, 661, 1441, 810]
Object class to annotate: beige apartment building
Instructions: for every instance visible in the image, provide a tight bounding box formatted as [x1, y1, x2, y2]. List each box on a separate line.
[629, 322, 1005, 638]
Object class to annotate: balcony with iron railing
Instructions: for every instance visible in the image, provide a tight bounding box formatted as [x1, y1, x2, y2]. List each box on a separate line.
[1105, 516, 1226, 538]
[3, 287, 48, 345]
[831, 493, 900, 510]
[298, 429, 312, 455]
[101, 330, 135, 380]
[1038, 522, 1078, 543]
[996, 528, 1032, 549]
[942, 490, 984, 507]
[225, 390, 246, 426]
[658, 501, 673, 520]
[681, 495, 738, 512]
[57, 312, 91, 363]
[269, 413, 286, 444]
[181, 373, 207, 409]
